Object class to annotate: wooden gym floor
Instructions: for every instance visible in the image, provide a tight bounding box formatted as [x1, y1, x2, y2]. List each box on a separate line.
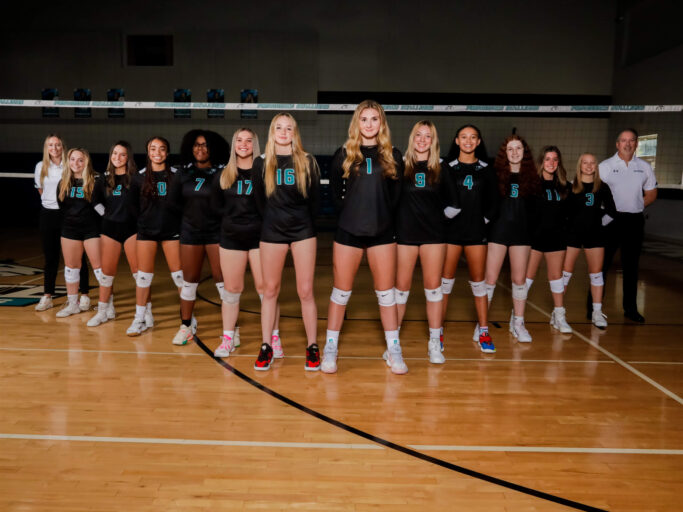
[0, 228, 681, 511]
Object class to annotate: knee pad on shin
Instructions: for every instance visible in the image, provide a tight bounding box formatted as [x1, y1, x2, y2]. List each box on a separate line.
[215, 282, 225, 299]
[330, 287, 352, 306]
[171, 270, 184, 288]
[395, 289, 409, 305]
[64, 266, 81, 284]
[424, 287, 443, 302]
[485, 283, 496, 302]
[562, 270, 573, 288]
[511, 283, 527, 300]
[589, 272, 604, 287]
[469, 280, 487, 297]
[136, 271, 154, 288]
[222, 290, 241, 304]
[375, 288, 396, 307]
[180, 281, 198, 301]
[99, 274, 114, 288]
[93, 267, 103, 284]
[441, 277, 455, 295]
[549, 278, 564, 294]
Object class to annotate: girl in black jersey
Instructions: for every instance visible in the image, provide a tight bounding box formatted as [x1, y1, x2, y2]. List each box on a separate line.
[211, 128, 281, 358]
[34, 134, 90, 313]
[441, 125, 497, 354]
[252, 114, 320, 371]
[525, 146, 572, 333]
[169, 130, 228, 346]
[485, 135, 540, 344]
[127, 136, 182, 336]
[562, 153, 616, 328]
[55, 148, 103, 317]
[87, 141, 138, 327]
[395, 121, 448, 364]
[323, 100, 406, 375]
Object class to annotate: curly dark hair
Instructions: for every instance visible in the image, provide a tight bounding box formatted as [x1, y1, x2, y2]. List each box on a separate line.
[179, 129, 230, 167]
[493, 134, 540, 197]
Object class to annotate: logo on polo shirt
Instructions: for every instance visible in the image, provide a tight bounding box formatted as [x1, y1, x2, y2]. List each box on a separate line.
[633, 169, 644, 173]
[612, 169, 619, 173]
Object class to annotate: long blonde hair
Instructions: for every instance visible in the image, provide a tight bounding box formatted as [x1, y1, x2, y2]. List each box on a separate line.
[220, 128, 261, 190]
[342, 100, 396, 179]
[39, 134, 67, 187]
[404, 121, 441, 184]
[572, 153, 602, 194]
[58, 148, 96, 201]
[264, 113, 317, 197]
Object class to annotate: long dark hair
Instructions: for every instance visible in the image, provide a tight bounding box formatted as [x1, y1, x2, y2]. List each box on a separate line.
[105, 140, 137, 193]
[493, 134, 540, 197]
[179, 129, 230, 167]
[142, 136, 171, 198]
[446, 124, 489, 163]
[537, 145, 569, 199]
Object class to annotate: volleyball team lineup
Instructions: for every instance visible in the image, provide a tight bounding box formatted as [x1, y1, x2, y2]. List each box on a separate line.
[33, 99, 657, 375]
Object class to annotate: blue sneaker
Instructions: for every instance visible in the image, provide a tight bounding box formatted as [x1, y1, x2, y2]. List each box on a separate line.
[479, 333, 496, 353]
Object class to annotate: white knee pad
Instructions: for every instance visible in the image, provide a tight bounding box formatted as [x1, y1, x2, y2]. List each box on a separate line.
[136, 271, 154, 288]
[441, 277, 455, 295]
[330, 287, 352, 306]
[64, 266, 80, 284]
[375, 288, 396, 307]
[132, 272, 138, 282]
[549, 278, 564, 294]
[395, 289, 410, 305]
[215, 282, 225, 299]
[485, 283, 496, 302]
[424, 287, 443, 302]
[469, 280, 487, 297]
[93, 267, 103, 284]
[171, 270, 184, 288]
[258, 293, 264, 302]
[511, 283, 528, 300]
[562, 271, 573, 288]
[180, 281, 198, 301]
[222, 290, 241, 304]
[589, 272, 604, 287]
[99, 274, 114, 288]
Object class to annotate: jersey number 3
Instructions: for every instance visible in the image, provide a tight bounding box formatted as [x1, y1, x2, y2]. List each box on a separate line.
[585, 193, 594, 206]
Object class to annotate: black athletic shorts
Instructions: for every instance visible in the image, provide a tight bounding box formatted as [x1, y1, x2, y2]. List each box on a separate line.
[101, 219, 137, 244]
[488, 221, 531, 247]
[180, 231, 220, 245]
[220, 235, 260, 252]
[334, 228, 395, 249]
[446, 237, 487, 247]
[531, 234, 567, 253]
[62, 221, 100, 241]
[137, 231, 180, 242]
[566, 230, 605, 250]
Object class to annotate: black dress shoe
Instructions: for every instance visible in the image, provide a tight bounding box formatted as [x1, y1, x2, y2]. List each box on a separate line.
[624, 310, 645, 323]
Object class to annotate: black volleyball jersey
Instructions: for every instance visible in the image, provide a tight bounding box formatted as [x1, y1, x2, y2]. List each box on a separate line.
[129, 167, 181, 237]
[95, 173, 135, 224]
[169, 163, 221, 240]
[330, 145, 403, 237]
[567, 181, 616, 235]
[396, 160, 450, 244]
[210, 167, 262, 241]
[444, 159, 497, 242]
[252, 154, 320, 242]
[58, 176, 101, 228]
[532, 179, 570, 239]
[489, 173, 535, 242]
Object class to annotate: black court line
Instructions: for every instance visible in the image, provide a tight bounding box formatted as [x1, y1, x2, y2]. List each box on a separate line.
[194, 334, 607, 512]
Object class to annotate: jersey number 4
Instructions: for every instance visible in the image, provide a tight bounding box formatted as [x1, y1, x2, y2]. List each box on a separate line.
[276, 168, 296, 185]
[236, 180, 253, 195]
[463, 175, 473, 190]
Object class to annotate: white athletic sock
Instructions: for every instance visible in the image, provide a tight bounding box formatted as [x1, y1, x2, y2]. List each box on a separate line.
[98, 301, 108, 312]
[384, 330, 400, 348]
[554, 306, 565, 314]
[429, 328, 440, 340]
[135, 305, 147, 320]
[67, 294, 78, 305]
[272, 329, 279, 338]
[223, 330, 235, 339]
[592, 303, 602, 312]
[513, 315, 524, 324]
[479, 325, 489, 336]
[326, 330, 339, 346]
